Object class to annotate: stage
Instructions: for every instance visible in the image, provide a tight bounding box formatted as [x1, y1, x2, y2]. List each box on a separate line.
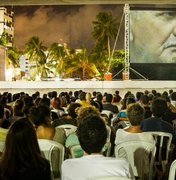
[0, 80, 175, 96]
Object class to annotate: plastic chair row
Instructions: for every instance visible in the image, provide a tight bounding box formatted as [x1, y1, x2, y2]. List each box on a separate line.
[114, 131, 173, 180]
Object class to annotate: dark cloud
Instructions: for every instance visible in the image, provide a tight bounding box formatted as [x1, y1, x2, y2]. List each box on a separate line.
[13, 5, 124, 50]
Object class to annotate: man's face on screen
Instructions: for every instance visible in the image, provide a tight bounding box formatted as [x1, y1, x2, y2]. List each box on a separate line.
[130, 11, 176, 63]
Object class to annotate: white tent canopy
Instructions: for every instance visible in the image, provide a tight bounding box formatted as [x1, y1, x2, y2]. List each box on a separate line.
[0, 0, 175, 5]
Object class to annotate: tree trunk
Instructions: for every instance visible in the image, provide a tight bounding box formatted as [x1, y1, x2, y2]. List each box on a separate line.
[82, 67, 86, 80]
[107, 36, 111, 73]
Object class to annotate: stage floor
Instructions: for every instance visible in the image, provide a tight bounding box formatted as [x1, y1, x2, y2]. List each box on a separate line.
[0, 80, 175, 96]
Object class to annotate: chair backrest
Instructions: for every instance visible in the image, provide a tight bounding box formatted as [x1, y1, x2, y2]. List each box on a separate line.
[172, 119, 176, 133]
[146, 131, 172, 173]
[56, 124, 77, 137]
[0, 140, 5, 156]
[70, 144, 84, 158]
[101, 110, 114, 117]
[104, 126, 111, 157]
[38, 139, 64, 179]
[115, 141, 156, 180]
[103, 141, 111, 157]
[106, 125, 111, 142]
[168, 159, 176, 180]
[92, 176, 132, 180]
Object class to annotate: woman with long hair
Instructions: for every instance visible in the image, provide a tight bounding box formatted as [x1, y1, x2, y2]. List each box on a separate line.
[28, 105, 55, 140]
[0, 118, 51, 180]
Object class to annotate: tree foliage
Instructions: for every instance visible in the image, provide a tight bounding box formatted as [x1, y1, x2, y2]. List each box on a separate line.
[6, 46, 20, 68]
[21, 11, 124, 80]
[91, 11, 122, 74]
[24, 36, 53, 79]
[65, 47, 100, 80]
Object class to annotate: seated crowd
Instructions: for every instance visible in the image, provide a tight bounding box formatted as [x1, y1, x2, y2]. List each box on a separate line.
[0, 89, 175, 179]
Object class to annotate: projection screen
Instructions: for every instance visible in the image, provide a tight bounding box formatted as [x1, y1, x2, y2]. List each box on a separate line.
[129, 8, 176, 80]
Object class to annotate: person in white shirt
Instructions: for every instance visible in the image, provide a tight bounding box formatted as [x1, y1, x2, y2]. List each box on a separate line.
[115, 103, 154, 147]
[62, 115, 133, 180]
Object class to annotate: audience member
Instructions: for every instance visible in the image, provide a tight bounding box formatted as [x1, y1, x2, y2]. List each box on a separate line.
[34, 97, 42, 107]
[62, 115, 133, 180]
[39, 97, 51, 107]
[73, 91, 79, 102]
[115, 103, 154, 179]
[51, 97, 65, 120]
[29, 105, 55, 140]
[50, 91, 58, 108]
[113, 90, 122, 103]
[162, 96, 176, 124]
[92, 91, 97, 101]
[23, 96, 35, 116]
[170, 91, 176, 109]
[141, 97, 176, 177]
[65, 106, 100, 157]
[52, 102, 81, 127]
[115, 103, 154, 147]
[141, 98, 176, 143]
[86, 92, 92, 103]
[35, 91, 40, 98]
[135, 91, 143, 102]
[76, 91, 90, 107]
[59, 92, 68, 108]
[140, 95, 152, 119]
[0, 105, 8, 140]
[0, 118, 51, 180]
[8, 99, 25, 125]
[0, 96, 12, 120]
[103, 93, 119, 114]
[95, 92, 103, 112]
[112, 96, 136, 129]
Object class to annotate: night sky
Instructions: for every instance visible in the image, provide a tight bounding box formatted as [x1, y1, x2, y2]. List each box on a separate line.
[9, 5, 124, 50]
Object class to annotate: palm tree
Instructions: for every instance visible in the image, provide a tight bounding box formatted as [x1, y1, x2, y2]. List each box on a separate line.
[48, 43, 69, 78]
[111, 49, 125, 67]
[29, 62, 53, 80]
[66, 47, 100, 80]
[0, 32, 20, 80]
[24, 36, 46, 70]
[6, 46, 20, 69]
[92, 11, 118, 73]
[90, 46, 109, 78]
[0, 32, 8, 46]
[24, 36, 52, 79]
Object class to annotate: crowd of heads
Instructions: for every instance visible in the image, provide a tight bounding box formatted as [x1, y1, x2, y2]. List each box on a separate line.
[0, 88, 175, 152]
[0, 88, 175, 127]
[0, 88, 175, 179]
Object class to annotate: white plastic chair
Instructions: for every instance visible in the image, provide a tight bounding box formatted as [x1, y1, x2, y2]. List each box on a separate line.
[70, 144, 84, 158]
[0, 140, 5, 153]
[172, 119, 176, 133]
[115, 141, 156, 180]
[103, 141, 111, 157]
[38, 139, 64, 179]
[106, 125, 111, 142]
[101, 110, 114, 126]
[69, 142, 111, 158]
[168, 159, 176, 180]
[103, 125, 111, 157]
[102, 110, 114, 117]
[92, 176, 132, 180]
[146, 131, 172, 173]
[56, 124, 77, 137]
